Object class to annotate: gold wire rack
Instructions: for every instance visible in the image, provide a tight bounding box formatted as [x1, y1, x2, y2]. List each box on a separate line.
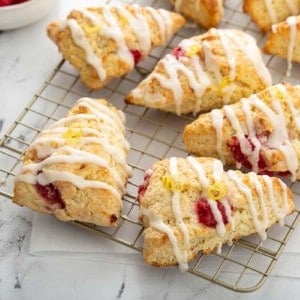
[1, 0, 300, 293]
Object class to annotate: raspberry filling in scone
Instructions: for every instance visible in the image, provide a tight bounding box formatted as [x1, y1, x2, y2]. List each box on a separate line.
[171, 46, 185, 60]
[137, 170, 153, 203]
[227, 135, 267, 171]
[227, 133, 293, 177]
[47, 5, 186, 90]
[36, 181, 65, 209]
[130, 49, 142, 66]
[13, 98, 132, 227]
[126, 28, 272, 116]
[183, 83, 300, 181]
[138, 157, 294, 270]
[196, 198, 229, 228]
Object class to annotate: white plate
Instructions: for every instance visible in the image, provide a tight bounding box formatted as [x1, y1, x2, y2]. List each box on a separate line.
[0, 0, 57, 30]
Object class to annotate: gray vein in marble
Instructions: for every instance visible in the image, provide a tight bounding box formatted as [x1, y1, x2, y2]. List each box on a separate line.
[116, 266, 127, 299]
[14, 276, 22, 290]
[0, 216, 31, 258]
[0, 119, 3, 133]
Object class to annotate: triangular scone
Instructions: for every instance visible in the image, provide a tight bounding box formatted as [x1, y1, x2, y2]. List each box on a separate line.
[47, 5, 186, 90]
[13, 98, 132, 227]
[183, 83, 300, 181]
[138, 157, 294, 269]
[244, 0, 300, 32]
[263, 15, 300, 76]
[126, 29, 272, 116]
[170, 0, 224, 28]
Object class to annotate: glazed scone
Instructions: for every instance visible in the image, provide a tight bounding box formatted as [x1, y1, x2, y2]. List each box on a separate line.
[183, 83, 300, 181]
[126, 29, 272, 116]
[47, 4, 186, 90]
[243, 0, 300, 32]
[170, 0, 223, 28]
[138, 157, 294, 269]
[263, 15, 300, 76]
[13, 98, 132, 226]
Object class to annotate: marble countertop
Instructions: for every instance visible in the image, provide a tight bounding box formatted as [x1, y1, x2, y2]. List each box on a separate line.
[1, 0, 300, 299]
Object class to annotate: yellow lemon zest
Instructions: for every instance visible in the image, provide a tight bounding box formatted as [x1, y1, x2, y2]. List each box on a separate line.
[50, 141, 58, 148]
[162, 175, 183, 192]
[274, 87, 285, 103]
[186, 44, 201, 57]
[217, 76, 231, 95]
[83, 25, 100, 34]
[63, 124, 83, 145]
[120, 16, 128, 26]
[207, 181, 228, 200]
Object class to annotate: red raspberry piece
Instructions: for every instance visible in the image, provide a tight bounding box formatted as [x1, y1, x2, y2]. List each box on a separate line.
[171, 46, 185, 60]
[36, 182, 65, 209]
[130, 49, 142, 65]
[137, 172, 152, 202]
[227, 135, 267, 170]
[196, 198, 228, 228]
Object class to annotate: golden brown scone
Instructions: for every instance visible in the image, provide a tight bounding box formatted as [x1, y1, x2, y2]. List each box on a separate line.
[125, 28, 272, 116]
[170, 0, 223, 28]
[13, 98, 132, 226]
[138, 157, 294, 269]
[47, 5, 186, 90]
[243, 0, 300, 32]
[263, 15, 300, 75]
[183, 83, 300, 181]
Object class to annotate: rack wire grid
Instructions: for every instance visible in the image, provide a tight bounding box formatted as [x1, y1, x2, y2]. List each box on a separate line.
[1, 0, 300, 293]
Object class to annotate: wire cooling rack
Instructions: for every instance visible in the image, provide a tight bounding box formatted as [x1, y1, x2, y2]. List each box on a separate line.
[1, 0, 300, 293]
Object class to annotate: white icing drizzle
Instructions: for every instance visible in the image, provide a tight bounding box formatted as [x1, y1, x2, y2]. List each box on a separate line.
[140, 207, 188, 271]
[249, 172, 268, 240]
[276, 84, 300, 131]
[186, 156, 209, 192]
[286, 16, 297, 76]
[16, 146, 125, 194]
[211, 109, 225, 163]
[66, 19, 106, 81]
[191, 55, 211, 115]
[16, 98, 131, 204]
[212, 158, 224, 182]
[115, 4, 151, 53]
[221, 198, 235, 231]
[208, 199, 226, 236]
[146, 7, 172, 42]
[262, 175, 289, 225]
[61, 5, 176, 81]
[272, 24, 278, 33]
[43, 170, 120, 197]
[186, 157, 230, 238]
[213, 159, 235, 232]
[79, 8, 134, 68]
[145, 29, 271, 115]
[202, 41, 222, 83]
[264, 0, 278, 23]
[224, 105, 257, 169]
[212, 28, 236, 80]
[152, 54, 209, 115]
[29, 129, 132, 176]
[228, 171, 268, 240]
[169, 157, 190, 246]
[212, 88, 299, 179]
[222, 30, 272, 87]
[240, 98, 261, 173]
[77, 98, 124, 131]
